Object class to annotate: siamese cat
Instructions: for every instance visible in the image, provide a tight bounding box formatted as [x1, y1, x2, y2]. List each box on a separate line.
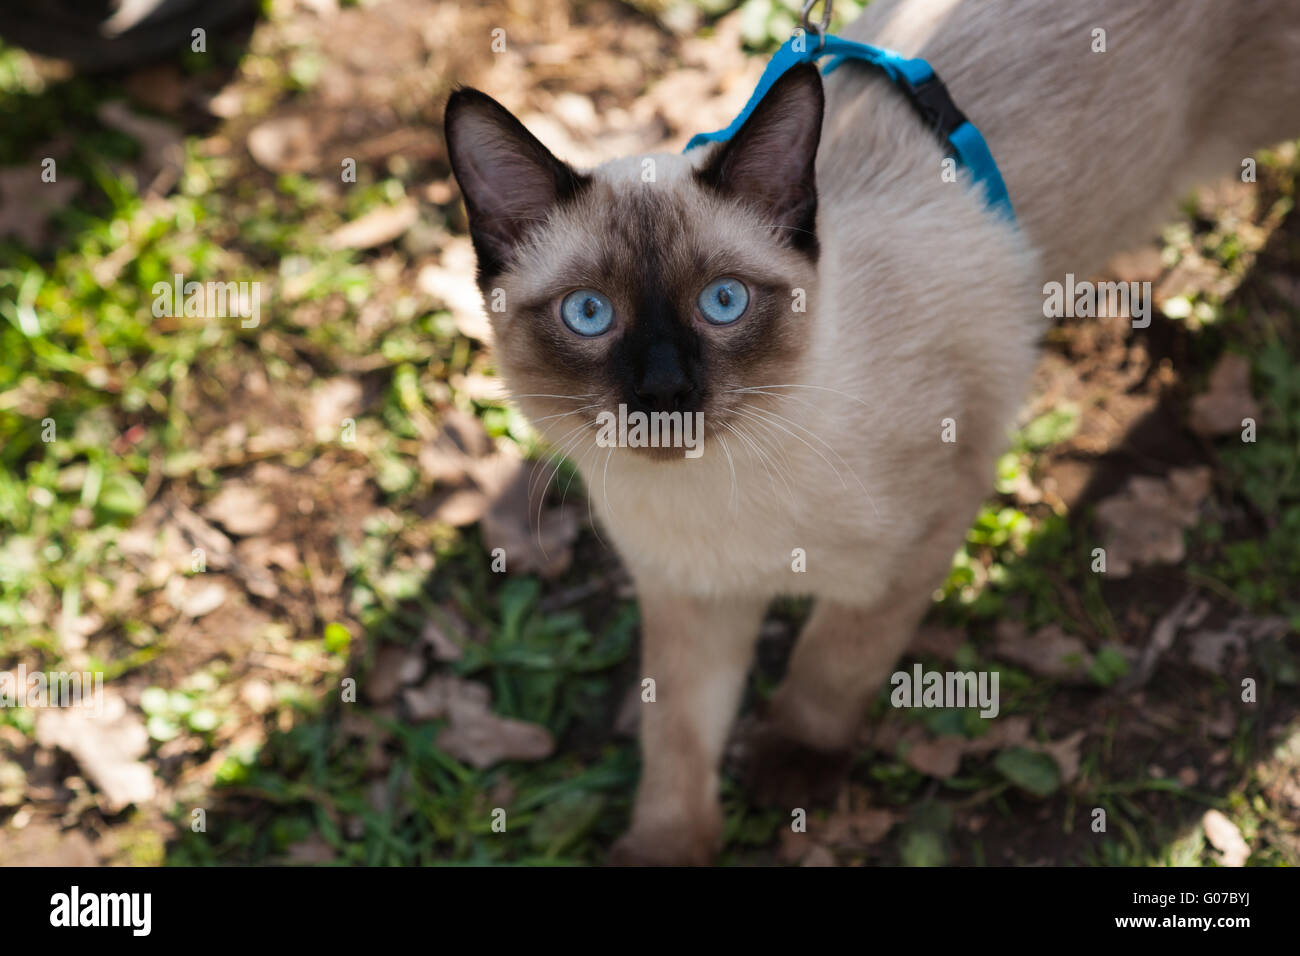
[444, 0, 1300, 864]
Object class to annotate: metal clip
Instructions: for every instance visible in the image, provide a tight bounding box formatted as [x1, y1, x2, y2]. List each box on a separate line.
[799, 0, 832, 53]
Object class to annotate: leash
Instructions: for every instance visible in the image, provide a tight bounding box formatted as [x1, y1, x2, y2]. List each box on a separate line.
[684, 0, 1015, 222]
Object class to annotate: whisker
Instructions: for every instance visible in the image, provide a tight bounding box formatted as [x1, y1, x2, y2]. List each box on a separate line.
[530, 403, 602, 425]
[718, 432, 738, 510]
[732, 404, 849, 490]
[724, 386, 882, 518]
[509, 392, 598, 402]
[733, 412, 801, 509]
[724, 382, 875, 411]
[722, 415, 796, 511]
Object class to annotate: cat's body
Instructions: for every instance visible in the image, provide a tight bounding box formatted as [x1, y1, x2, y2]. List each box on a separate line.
[445, 0, 1300, 865]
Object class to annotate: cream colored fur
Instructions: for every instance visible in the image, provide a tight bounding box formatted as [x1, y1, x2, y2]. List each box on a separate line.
[473, 0, 1300, 864]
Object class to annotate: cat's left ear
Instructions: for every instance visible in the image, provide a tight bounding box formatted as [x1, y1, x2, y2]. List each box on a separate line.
[444, 87, 589, 281]
[695, 63, 824, 254]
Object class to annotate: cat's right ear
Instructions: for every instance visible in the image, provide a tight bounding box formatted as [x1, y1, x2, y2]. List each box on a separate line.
[444, 88, 589, 281]
[695, 63, 824, 255]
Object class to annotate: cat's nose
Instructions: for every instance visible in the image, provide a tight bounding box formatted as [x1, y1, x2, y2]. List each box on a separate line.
[635, 342, 694, 411]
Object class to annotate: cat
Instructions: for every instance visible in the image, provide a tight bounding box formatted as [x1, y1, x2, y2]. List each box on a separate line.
[443, 0, 1300, 865]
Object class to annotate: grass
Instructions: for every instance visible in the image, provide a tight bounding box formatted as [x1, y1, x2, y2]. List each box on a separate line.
[1, 8, 1298, 867]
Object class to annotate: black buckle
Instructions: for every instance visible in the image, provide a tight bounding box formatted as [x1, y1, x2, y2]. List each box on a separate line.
[898, 73, 968, 140]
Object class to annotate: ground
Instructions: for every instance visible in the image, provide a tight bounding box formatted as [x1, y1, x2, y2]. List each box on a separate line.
[0, 0, 1297, 867]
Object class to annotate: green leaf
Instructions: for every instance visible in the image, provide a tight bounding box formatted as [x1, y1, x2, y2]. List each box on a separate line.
[1089, 645, 1130, 687]
[323, 622, 351, 655]
[899, 829, 947, 866]
[528, 790, 605, 856]
[1020, 404, 1081, 450]
[994, 747, 1060, 797]
[96, 471, 145, 518]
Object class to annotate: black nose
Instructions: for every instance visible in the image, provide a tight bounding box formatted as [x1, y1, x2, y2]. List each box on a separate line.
[635, 341, 694, 411]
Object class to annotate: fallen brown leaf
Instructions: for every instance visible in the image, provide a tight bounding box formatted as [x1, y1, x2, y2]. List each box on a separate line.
[417, 238, 493, 343]
[904, 735, 967, 778]
[994, 621, 1094, 682]
[1189, 353, 1260, 437]
[367, 643, 425, 704]
[201, 481, 280, 536]
[402, 674, 555, 770]
[327, 199, 418, 250]
[1186, 615, 1290, 674]
[908, 623, 966, 661]
[0, 166, 80, 246]
[436, 711, 555, 770]
[1202, 809, 1250, 866]
[1094, 466, 1213, 576]
[35, 691, 155, 811]
[478, 455, 579, 579]
[97, 101, 184, 197]
[247, 115, 320, 173]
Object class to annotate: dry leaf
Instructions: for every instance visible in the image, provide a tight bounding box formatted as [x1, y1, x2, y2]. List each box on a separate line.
[284, 834, 338, 864]
[430, 487, 491, 527]
[1202, 809, 1250, 866]
[1186, 616, 1290, 674]
[403, 674, 554, 769]
[402, 674, 488, 721]
[417, 238, 492, 342]
[1039, 730, 1086, 785]
[478, 456, 579, 579]
[327, 199, 417, 250]
[1094, 466, 1213, 576]
[896, 716, 1081, 784]
[908, 623, 966, 661]
[904, 735, 967, 778]
[305, 377, 364, 437]
[777, 828, 810, 864]
[201, 481, 280, 536]
[994, 621, 1093, 682]
[436, 711, 555, 770]
[822, 807, 900, 847]
[169, 578, 228, 618]
[418, 408, 495, 484]
[247, 115, 319, 173]
[420, 617, 465, 662]
[367, 643, 424, 704]
[35, 691, 155, 811]
[0, 822, 97, 867]
[0, 166, 80, 247]
[1190, 354, 1260, 437]
[97, 101, 183, 196]
[799, 845, 838, 867]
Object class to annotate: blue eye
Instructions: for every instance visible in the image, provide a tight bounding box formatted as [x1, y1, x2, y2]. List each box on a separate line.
[698, 277, 749, 325]
[560, 289, 614, 336]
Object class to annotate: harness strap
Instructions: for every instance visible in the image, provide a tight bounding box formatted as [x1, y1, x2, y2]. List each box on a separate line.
[684, 34, 1015, 223]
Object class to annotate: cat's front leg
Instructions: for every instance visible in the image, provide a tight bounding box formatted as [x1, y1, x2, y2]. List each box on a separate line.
[748, 529, 963, 808]
[610, 585, 767, 866]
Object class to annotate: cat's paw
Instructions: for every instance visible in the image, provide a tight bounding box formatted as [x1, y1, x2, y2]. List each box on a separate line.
[608, 822, 719, 866]
[741, 723, 853, 810]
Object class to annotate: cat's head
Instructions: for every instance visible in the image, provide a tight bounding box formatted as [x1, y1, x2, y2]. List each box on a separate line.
[443, 65, 824, 460]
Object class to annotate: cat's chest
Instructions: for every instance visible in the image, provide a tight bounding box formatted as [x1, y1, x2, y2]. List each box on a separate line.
[588, 454, 882, 599]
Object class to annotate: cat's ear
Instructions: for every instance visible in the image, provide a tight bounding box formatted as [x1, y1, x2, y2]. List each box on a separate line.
[696, 63, 823, 254]
[444, 88, 589, 280]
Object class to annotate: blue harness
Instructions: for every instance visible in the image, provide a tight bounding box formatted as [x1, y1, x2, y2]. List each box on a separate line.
[684, 33, 1015, 222]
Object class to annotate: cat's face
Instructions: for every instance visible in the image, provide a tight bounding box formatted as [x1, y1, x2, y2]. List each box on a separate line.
[444, 66, 824, 460]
